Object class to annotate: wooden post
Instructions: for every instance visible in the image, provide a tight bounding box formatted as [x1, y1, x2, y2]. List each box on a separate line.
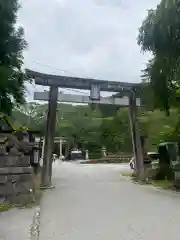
[41, 86, 58, 188]
[41, 138, 45, 159]
[59, 138, 62, 159]
[129, 89, 144, 180]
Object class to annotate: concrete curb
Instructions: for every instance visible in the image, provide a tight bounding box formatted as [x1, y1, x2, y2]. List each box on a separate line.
[30, 207, 40, 240]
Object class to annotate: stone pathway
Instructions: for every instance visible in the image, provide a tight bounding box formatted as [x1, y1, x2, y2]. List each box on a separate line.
[0, 206, 39, 240]
[39, 161, 180, 240]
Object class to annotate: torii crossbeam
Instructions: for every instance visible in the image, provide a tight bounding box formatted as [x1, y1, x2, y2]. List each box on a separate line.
[26, 69, 139, 92]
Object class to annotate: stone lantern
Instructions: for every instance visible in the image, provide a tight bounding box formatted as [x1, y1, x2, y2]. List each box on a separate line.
[101, 146, 107, 158]
[85, 149, 89, 160]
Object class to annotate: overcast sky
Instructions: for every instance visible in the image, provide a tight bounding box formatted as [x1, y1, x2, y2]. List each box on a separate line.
[18, 0, 160, 99]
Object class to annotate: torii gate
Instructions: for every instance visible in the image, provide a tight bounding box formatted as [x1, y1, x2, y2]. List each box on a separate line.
[26, 69, 144, 187]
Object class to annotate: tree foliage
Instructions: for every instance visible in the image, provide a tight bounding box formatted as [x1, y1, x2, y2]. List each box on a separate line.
[138, 109, 178, 149]
[100, 109, 132, 153]
[11, 102, 180, 155]
[138, 0, 180, 114]
[0, 0, 28, 115]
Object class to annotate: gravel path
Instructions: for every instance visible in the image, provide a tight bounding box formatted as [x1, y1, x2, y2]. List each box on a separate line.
[39, 161, 180, 240]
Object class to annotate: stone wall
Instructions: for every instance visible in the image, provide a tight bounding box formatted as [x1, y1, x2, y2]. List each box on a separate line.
[0, 133, 36, 205]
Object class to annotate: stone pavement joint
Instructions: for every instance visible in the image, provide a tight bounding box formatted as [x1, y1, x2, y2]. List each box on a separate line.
[30, 207, 40, 240]
[0, 206, 39, 240]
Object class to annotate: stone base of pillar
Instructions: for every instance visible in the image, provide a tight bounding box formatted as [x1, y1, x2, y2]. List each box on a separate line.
[133, 168, 146, 183]
[0, 166, 35, 205]
[40, 185, 55, 190]
[0, 133, 37, 206]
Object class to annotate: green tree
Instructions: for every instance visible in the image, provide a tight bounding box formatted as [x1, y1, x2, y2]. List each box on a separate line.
[57, 114, 101, 148]
[138, 0, 180, 114]
[98, 104, 120, 118]
[138, 109, 178, 150]
[0, 0, 28, 115]
[13, 102, 47, 132]
[100, 109, 132, 153]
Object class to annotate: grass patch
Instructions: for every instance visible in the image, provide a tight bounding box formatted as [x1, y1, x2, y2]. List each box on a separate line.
[121, 170, 176, 191]
[0, 204, 12, 212]
[121, 172, 134, 177]
[151, 179, 173, 188]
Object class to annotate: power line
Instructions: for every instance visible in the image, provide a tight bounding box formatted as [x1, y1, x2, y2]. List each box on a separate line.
[31, 61, 66, 74]
[30, 60, 94, 80]
[30, 60, 90, 95]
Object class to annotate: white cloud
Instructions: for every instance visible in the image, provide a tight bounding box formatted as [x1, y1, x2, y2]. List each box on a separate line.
[18, 0, 160, 99]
